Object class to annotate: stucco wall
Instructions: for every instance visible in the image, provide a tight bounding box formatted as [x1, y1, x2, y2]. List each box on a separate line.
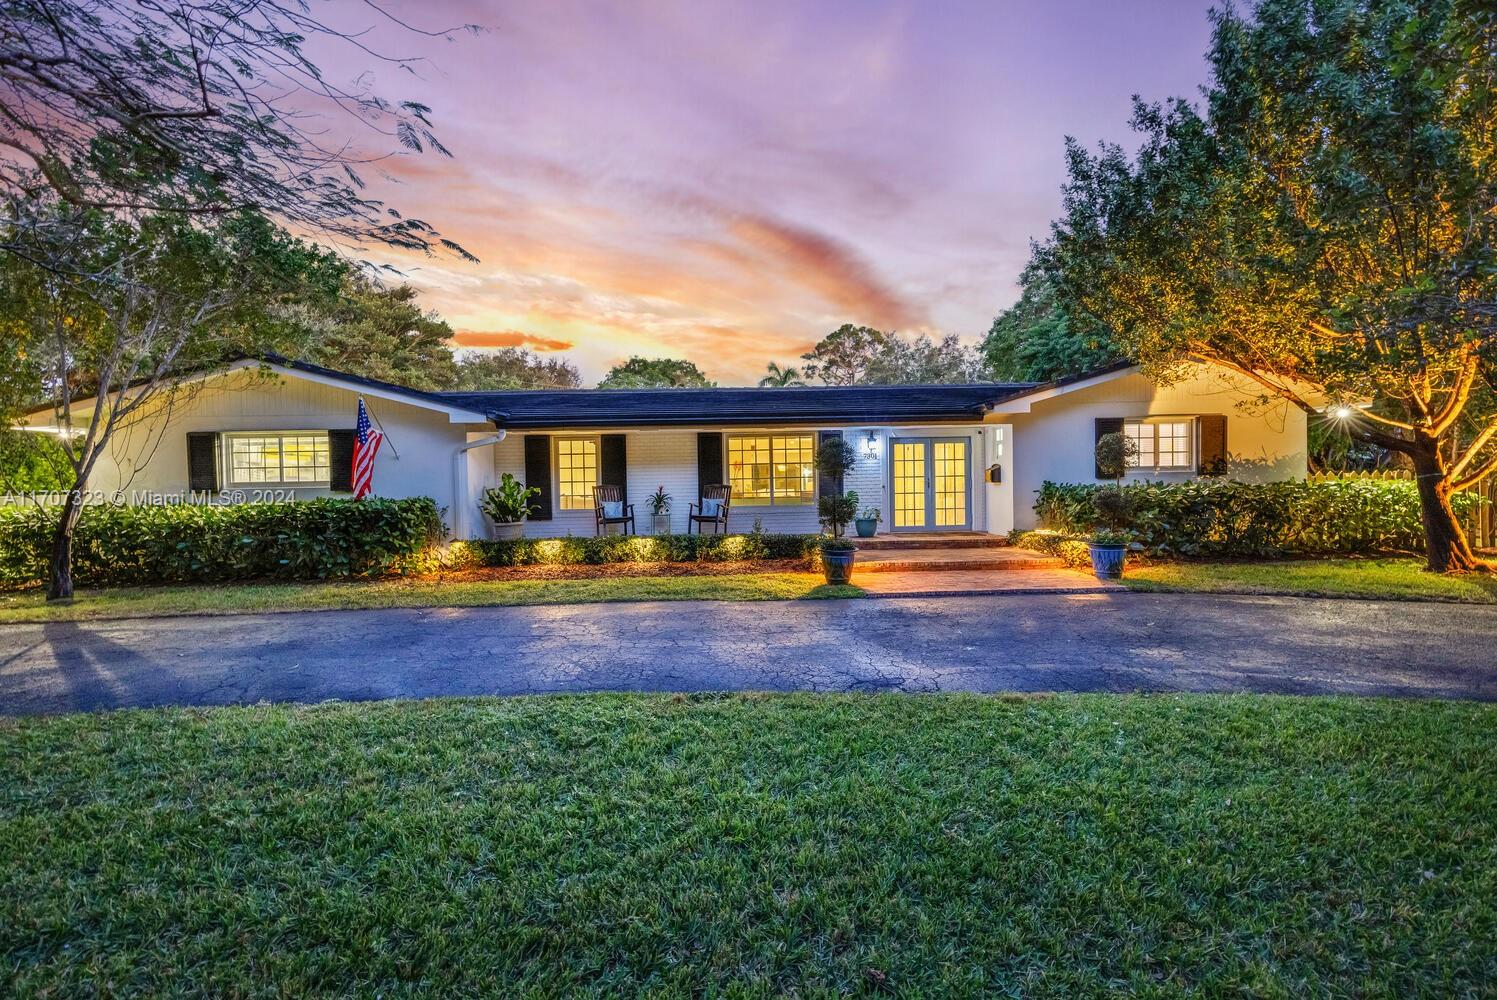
[22, 370, 485, 530]
[21, 363, 1309, 541]
[1001, 367, 1308, 530]
[493, 429, 827, 537]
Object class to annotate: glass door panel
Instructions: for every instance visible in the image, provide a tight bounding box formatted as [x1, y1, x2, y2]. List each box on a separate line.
[892, 441, 927, 528]
[891, 438, 970, 530]
[933, 440, 969, 527]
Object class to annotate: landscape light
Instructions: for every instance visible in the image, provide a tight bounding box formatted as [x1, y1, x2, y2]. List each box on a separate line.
[1331, 405, 1355, 421]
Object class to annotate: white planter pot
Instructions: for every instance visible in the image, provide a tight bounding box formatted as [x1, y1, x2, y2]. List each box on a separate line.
[650, 513, 672, 535]
[488, 519, 525, 541]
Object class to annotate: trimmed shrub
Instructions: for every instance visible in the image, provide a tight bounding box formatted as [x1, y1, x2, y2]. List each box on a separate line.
[1009, 529, 1094, 569]
[1034, 479, 1484, 557]
[467, 532, 821, 568]
[0, 498, 444, 587]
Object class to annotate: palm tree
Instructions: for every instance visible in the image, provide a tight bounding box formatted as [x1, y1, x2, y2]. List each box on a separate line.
[759, 362, 806, 388]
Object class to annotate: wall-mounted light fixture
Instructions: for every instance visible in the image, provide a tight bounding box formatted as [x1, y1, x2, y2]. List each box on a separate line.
[863, 430, 879, 459]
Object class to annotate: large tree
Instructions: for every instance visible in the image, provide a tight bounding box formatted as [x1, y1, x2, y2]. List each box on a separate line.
[1043, 0, 1496, 573]
[801, 324, 984, 385]
[597, 357, 715, 389]
[0, 0, 473, 256]
[307, 280, 459, 391]
[453, 349, 582, 391]
[982, 266, 1122, 381]
[5, 208, 343, 599]
[799, 325, 891, 385]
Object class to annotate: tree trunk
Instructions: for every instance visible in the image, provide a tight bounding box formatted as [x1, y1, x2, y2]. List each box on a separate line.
[1409, 434, 1482, 573]
[45, 488, 84, 601]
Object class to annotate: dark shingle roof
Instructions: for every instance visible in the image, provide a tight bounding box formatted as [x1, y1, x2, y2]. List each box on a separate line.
[265, 355, 1141, 429]
[428, 383, 1040, 428]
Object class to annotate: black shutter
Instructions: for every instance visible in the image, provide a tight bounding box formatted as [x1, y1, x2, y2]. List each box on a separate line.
[1094, 417, 1124, 480]
[600, 434, 627, 503]
[1198, 414, 1228, 476]
[328, 430, 356, 493]
[697, 432, 724, 499]
[524, 434, 553, 520]
[186, 432, 219, 492]
[817, 430, 844, 498]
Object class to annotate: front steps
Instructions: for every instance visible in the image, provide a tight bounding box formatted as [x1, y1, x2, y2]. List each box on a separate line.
[852, 533, 1064, 573]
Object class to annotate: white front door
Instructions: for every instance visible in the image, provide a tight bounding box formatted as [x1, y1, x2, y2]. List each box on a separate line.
[891, 437, 970, 531]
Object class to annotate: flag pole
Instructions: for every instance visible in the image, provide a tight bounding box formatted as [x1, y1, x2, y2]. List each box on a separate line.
[361, 397, 400, 459]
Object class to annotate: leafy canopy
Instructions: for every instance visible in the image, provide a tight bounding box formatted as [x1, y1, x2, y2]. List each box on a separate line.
[598, 357, 716, 389]
[981, 267, 1122, 382]
[1041, 0, 1497, 571]
[0, 0, 476, 257]
[800, 324, 985, 385]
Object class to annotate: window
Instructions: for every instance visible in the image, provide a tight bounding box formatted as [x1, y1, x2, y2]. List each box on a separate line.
[1124, 418, 1195, 471]
[557, 438, 598, 510]
[227, 432, 330, 485]
[727, 434, 814, 505]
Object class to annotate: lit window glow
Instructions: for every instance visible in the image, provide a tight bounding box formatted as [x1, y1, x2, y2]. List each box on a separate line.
[727, 434, 814, 505]
[228, 432, 330, 485]
[1124, 418, 1195, 471]
[557, 438, 598, 510]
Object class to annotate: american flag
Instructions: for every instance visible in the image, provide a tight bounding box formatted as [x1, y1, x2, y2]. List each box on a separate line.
[352, 398, 383, 499]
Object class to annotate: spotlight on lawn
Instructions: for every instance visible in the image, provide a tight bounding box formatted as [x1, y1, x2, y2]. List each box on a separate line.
[1330, 405, 1355, 421]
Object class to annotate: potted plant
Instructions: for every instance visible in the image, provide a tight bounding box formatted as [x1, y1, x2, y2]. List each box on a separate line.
[647, 485, 672, 534]
[1088, 431, 1138, 579]
[817, 488, 860, 583]
[854, 505, 882, 538]
[479, 472, 540, 540]
[820, 537, 858, 585]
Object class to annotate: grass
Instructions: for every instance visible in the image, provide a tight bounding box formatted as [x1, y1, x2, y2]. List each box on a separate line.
[0, 572, 862, 624]
[1124, 556, 1497, 603]
[2, 694, 1492, 997]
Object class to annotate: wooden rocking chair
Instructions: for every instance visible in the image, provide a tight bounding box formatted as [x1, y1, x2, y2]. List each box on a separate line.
[687, 484, 732, 535]
[593, 484, 636, 536]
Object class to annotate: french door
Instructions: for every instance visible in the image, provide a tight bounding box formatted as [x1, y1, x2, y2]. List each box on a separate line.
[890, 437, 970, 531]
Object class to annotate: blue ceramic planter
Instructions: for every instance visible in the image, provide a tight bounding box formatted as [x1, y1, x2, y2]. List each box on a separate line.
[821, 548, 857, 584]
[854, 519, 879, 538]
[1088, 543, 1127, 580]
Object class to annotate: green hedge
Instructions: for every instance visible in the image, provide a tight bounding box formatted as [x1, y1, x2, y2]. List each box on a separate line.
[1034, 479, 1483, 557]
[1009, 530, 1094, 569]
[0, 498, 444, 587]
[458, 532, 821, 568]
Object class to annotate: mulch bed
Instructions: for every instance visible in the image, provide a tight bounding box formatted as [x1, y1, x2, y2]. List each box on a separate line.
[416, 559, 816, 584]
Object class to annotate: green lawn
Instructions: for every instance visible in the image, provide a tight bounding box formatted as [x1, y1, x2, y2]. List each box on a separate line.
[2, 694, 1493, 996]
[1124, 557, 1497, 603]
[0, 572, 861, 623]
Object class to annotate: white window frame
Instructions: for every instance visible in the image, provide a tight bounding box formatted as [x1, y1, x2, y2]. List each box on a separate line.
[726, 433, 816, 507]
[555, 437, 599, 511]
[224, 431, 332, 487]
[1124, 417, 1197, 472]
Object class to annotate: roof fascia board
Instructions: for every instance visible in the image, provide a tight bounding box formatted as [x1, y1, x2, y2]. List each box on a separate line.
[495, 415, 990, 431]
[22, 359, 492, 425]
[984, 364, 1141, 413]
[255, 362, 490, 423]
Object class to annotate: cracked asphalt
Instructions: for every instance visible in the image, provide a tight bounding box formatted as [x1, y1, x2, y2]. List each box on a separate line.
[0, 592, 1493, 715]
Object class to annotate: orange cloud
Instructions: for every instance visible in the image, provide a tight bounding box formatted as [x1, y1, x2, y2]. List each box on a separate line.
[727, 214, 919, 329]
[451, 329, 575, 351]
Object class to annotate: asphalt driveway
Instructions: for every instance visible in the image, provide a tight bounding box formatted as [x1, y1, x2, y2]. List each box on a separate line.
[2, 592, 1494, 714]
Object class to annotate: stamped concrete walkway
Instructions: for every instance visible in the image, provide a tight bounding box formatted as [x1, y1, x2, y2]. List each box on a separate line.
[1, 592, 1493, 715]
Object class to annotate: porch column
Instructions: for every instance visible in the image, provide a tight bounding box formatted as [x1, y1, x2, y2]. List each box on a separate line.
[982, 423, 1014, 535]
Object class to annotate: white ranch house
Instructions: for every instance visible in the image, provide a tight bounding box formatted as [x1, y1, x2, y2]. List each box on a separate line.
[21, 358, 1307, 537]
